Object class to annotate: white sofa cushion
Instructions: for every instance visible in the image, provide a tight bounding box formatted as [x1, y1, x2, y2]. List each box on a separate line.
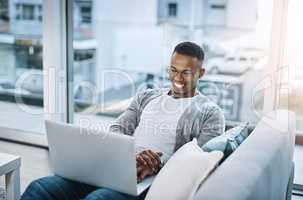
[145, 139, 223, 200]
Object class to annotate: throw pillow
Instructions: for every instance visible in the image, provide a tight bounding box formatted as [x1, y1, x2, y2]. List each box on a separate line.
[201, 122, 249, 159]
[145, 139, 223, 200]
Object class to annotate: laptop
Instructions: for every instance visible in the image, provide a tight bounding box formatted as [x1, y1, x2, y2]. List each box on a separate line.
[45, 120, 154, 196]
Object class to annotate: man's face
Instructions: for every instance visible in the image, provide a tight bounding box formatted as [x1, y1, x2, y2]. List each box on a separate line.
[169, 52, 205, 98]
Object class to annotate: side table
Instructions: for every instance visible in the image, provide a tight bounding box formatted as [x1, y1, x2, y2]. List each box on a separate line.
[0, 153, 21, 200]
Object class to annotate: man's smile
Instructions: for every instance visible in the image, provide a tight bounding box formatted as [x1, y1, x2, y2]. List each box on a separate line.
[173, 82, 185, 89]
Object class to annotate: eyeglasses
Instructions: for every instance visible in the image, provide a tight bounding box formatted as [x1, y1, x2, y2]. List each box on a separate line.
[166, 67, 194, 79]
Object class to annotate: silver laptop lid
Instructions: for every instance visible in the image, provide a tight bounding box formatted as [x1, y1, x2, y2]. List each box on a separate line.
[45, 120, 139, 195]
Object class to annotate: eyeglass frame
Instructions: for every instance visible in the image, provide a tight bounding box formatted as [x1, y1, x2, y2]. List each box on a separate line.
[166, 66, 197, 79]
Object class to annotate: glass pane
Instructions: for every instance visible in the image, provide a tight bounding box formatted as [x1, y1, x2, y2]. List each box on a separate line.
[278, 0, 303, 131]
[278, 0, 303, 188]
[70, 0, 274, 128]
[0, 0, 44, 134]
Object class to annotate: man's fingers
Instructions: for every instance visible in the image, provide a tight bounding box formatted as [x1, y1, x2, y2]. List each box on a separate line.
[137, 165, 149, 182]
[145, 150, 161, 168]
[137, 165, 144, 176]
[136, 155, 146, 166]
[141, 153, 154, 170]
[148, 150, 161, 162]
[137, 150, 163, 172]
[139, 168, 153, 181]
[137, 166, 149, 183]
[144, 151, 158, 166]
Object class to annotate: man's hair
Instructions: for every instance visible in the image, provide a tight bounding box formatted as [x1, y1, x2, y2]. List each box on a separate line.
[173, 41, 205, 62]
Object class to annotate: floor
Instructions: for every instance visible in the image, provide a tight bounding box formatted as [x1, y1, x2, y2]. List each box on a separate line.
[0, 139, 303, 199]
[0, 140, 51, 192]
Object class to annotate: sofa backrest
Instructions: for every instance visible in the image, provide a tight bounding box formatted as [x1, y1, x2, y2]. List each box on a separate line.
[194, 110, 296, 200]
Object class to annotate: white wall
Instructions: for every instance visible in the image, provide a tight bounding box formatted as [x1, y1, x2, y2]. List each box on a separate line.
[226, 0, 257, 30]
[204, 0, 227, 26]
[92, 0, 258, 87]
[158, 0, 204, 27]
[94, 0, 158, 25]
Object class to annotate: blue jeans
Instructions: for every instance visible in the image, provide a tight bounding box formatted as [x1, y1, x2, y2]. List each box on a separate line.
[21, 176, 147, 200]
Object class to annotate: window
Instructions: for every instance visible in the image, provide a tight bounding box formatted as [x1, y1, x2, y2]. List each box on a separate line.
[0, 0, 9, 22]
[239, 57, 247, 61]
[38, 5, 42, 21]
[0, 1, 44, 135]
[80, 6, 91, 24]
[15, 4, 21, 19]
[22, 4, 35, 20]
[168, 3, 177, 17]
[15, 41, 42, 70]
[211, 4, 226, 9]
[68, 0, 274, 128]
[74, 1, 93, 40]
[74, 0, 92, 24]
[15, 3, 42, 22]
[278, 0, 303, 131]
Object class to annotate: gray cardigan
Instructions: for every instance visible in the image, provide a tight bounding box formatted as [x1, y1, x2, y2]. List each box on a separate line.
[109, 88, 225, 160]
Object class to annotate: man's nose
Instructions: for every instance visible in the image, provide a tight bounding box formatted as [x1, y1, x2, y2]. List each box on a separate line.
[174, 72, 184, 82]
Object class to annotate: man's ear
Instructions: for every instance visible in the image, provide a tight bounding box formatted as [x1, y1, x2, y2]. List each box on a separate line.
[199, 67, 205, 78]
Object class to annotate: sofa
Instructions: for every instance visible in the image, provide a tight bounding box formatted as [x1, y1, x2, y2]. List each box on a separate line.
[193, 110, 296, 200]
[0, 110, 296, 200]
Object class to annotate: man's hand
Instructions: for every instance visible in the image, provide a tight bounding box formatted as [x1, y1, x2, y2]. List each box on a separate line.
[136, 150, 162, 182]
[136, 150, 162, 172]
[137, 164, 154, 183]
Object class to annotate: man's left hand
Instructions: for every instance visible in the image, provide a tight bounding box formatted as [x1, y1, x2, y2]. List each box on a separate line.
[136, 150, 163, 182]
[137, 164, 154, 183]
[136, 150, 162, 172]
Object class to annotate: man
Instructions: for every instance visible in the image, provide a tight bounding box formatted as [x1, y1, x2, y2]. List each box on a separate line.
[21, 42, 225, 200]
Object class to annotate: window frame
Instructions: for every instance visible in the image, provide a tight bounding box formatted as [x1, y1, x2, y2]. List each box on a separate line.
[43, 0, 69, 124]
[263, 0, 289, 113]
